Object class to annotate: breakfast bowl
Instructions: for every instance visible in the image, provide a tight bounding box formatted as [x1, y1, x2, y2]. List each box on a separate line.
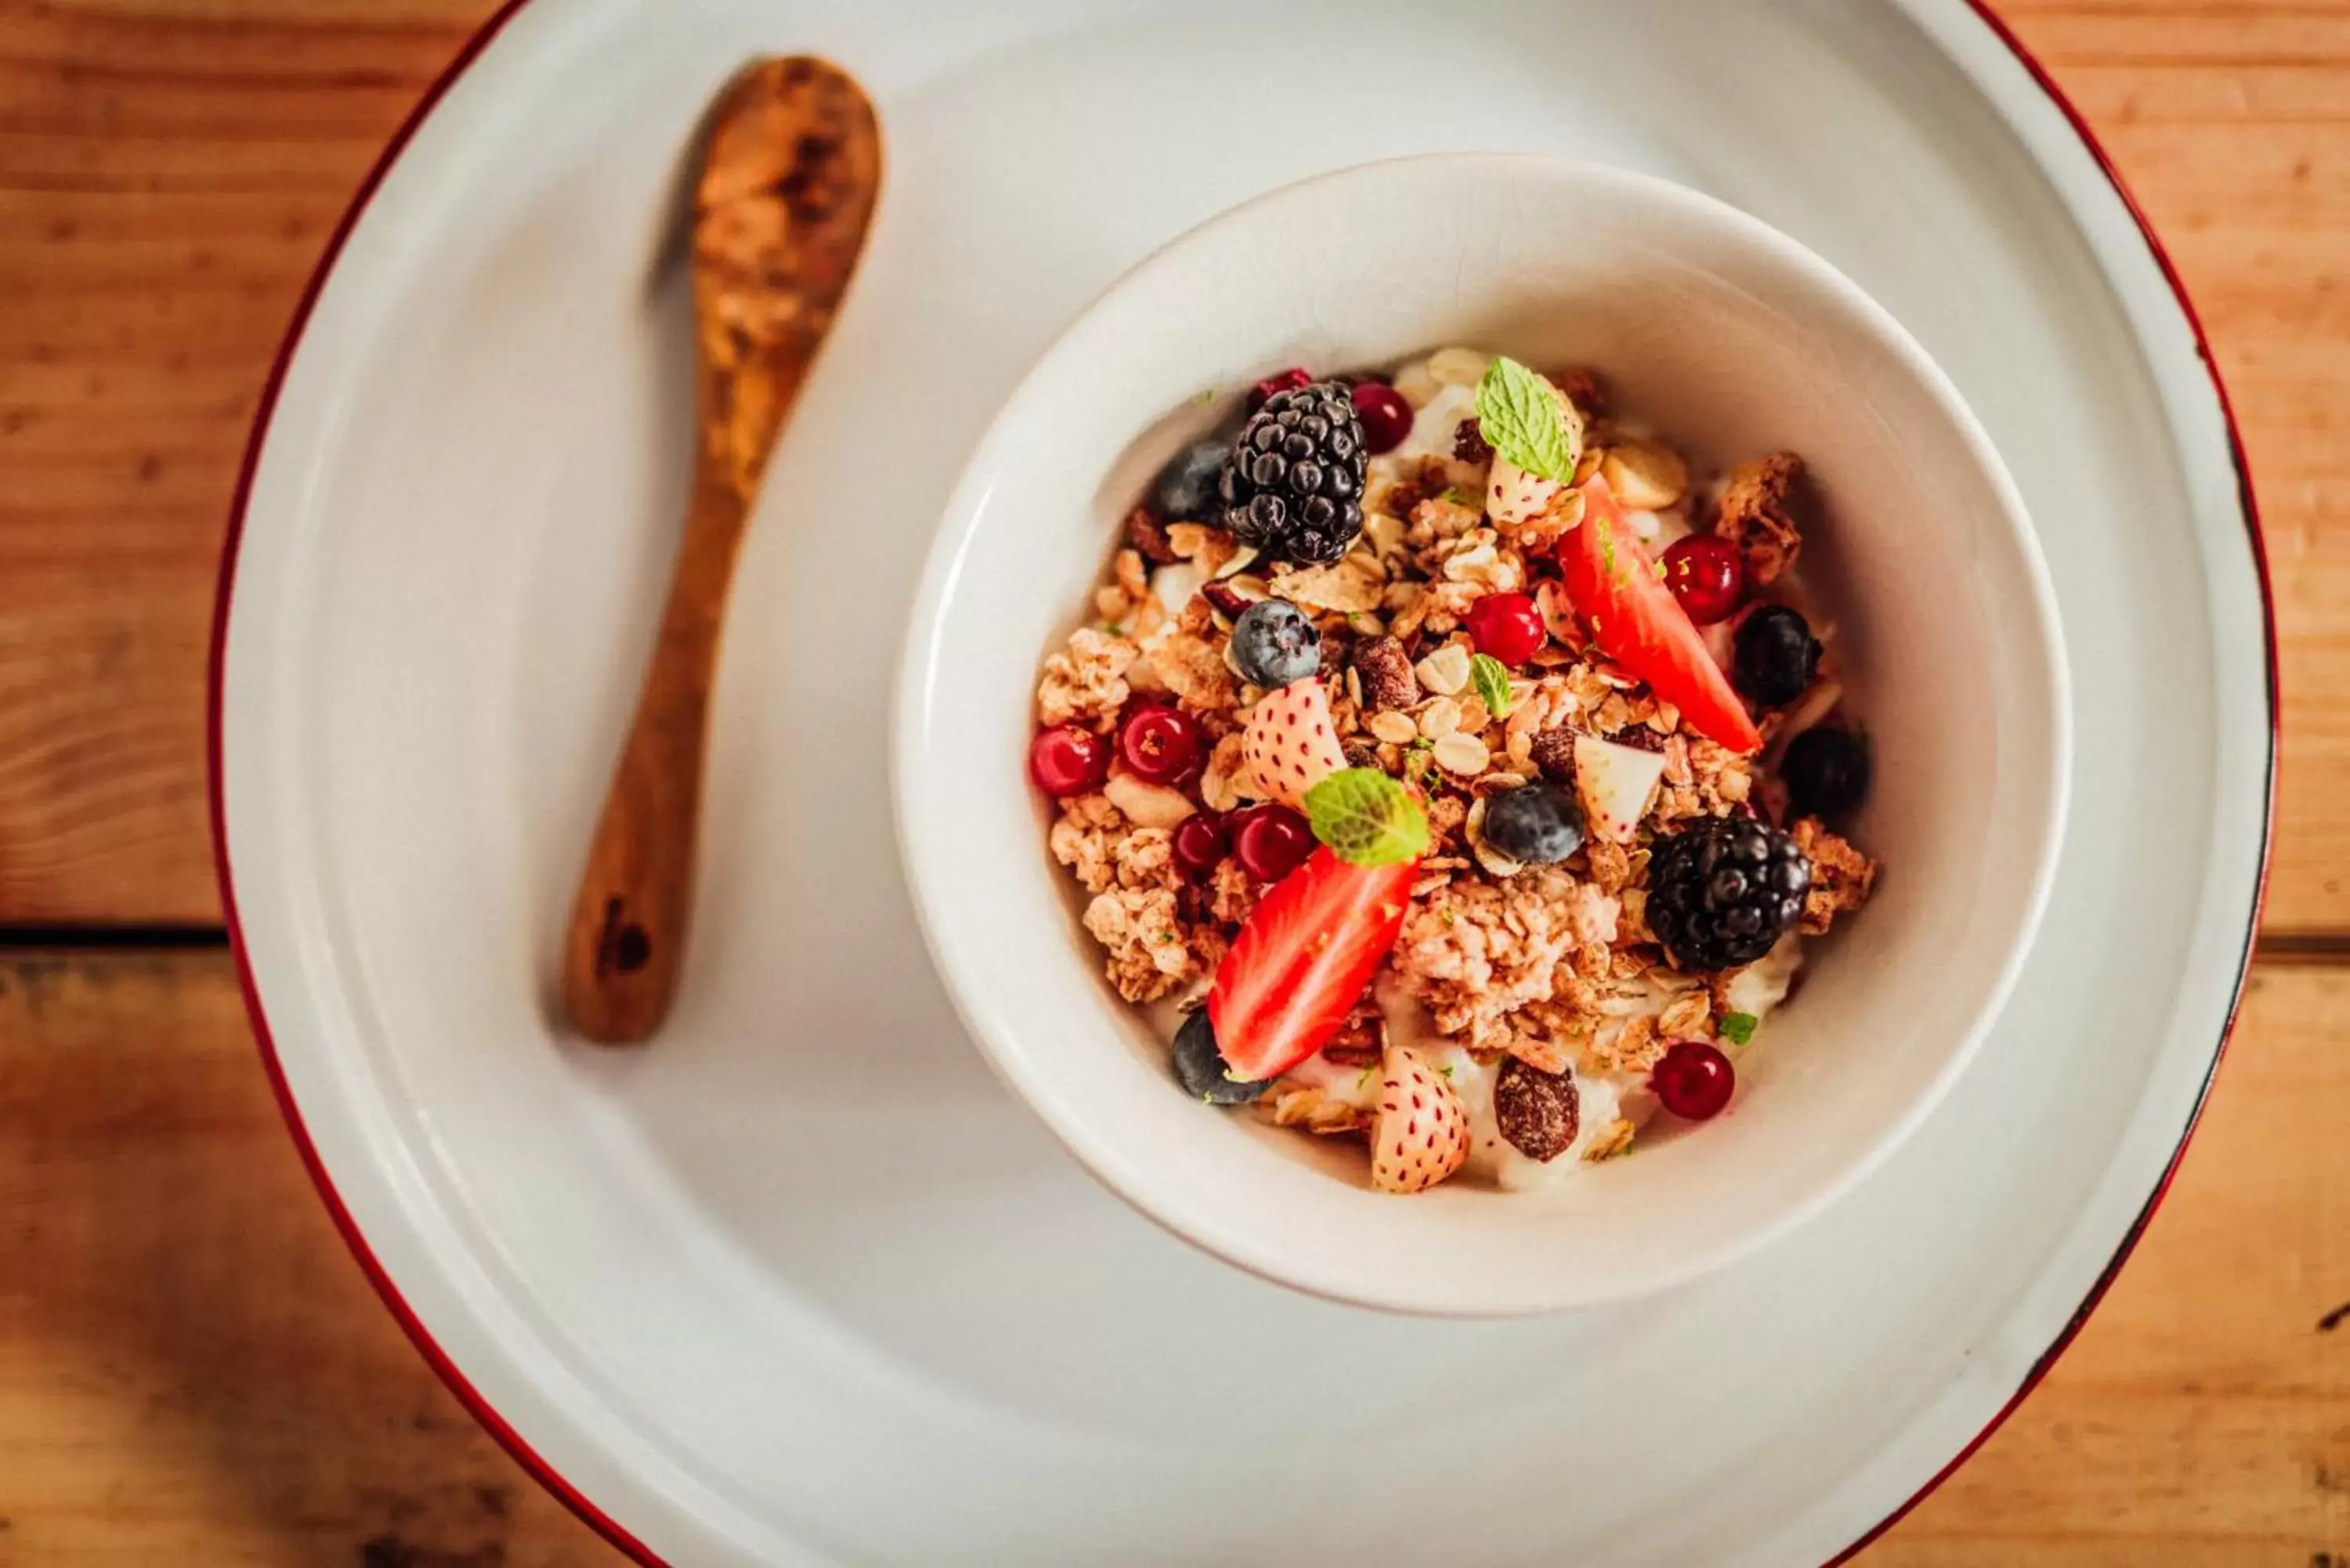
[895, 154, 2069, 1316]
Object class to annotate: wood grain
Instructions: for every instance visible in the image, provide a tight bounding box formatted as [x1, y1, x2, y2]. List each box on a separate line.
[0, 951, 2343, 1563]
[0, 0, 2345, 927]
[0, 949, 608, 1566]
[0, 0, 492, 926]
[0, 2, 2345, 1565]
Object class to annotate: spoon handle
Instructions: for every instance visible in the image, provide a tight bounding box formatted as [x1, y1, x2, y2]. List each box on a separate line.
[558, 464, 750, 1044]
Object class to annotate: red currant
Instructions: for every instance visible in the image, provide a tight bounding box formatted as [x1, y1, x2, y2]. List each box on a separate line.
[1029, 724, 1109, 798]
[1652, 1039, 1736, 1121]
[1172, 813, 1228, 879]
[1229, 803, 1313, 883]
[1462, 592, 1548, 666]
[1350, 381, 1414, 455]
[1249, 366, 1313, 410]
[1118, 704, 1205, 786]
[1658, 535, 1745, 626]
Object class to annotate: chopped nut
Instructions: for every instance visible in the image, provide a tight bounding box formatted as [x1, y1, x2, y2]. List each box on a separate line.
[1148, 625, 1238, 713]
[1599, 439, 1689, 510]
[1271, 558, 1383, 615]
[1212, 545, 1261, 580]
[1659, 990, 1712, 1040]
[1415, 642, 1472, 696]
[1163, 521, 1217, 560]
[1260, 1081, 1370, 1136]
[1392, 360, 1441, 408]
[1104, 771, 1195, 829]
[1426, 345, 1491, 386]
[1582, 1118, 1636, 1163]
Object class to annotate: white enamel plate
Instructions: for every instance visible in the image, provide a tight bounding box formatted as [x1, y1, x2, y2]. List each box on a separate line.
[215, 2, 2273, 1564]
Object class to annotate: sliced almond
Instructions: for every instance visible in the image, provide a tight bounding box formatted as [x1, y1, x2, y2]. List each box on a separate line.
[1433, 733, 1491, 776]
[1104, 771, 1196, 829]
[1415, 643, 1472, 696]
[1368, 710, 1419, 746]
[1465, 797, 1525, 878]
[1426, 345, 1493, 387]
[1392, 360, 1441, 409]
[1601, 439, 1689, 511]
[1418, 697, 1462, 740]
[1212, 547, 1261, 581]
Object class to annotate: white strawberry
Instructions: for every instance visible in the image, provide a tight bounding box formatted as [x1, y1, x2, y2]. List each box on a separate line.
[1574, 732, 1668, 844]
[1242, 677, 1348, 809]
[1484, 383, 1585, 527]
[1486, 455, 1561, 529]
[1370, 1044, 1470, 1194]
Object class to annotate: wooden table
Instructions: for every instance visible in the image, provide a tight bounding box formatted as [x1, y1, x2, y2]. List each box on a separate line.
[0, 2, 2344, 1562]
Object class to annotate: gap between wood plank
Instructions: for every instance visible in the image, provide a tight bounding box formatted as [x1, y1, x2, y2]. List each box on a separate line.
[2, 927, 2350, 963]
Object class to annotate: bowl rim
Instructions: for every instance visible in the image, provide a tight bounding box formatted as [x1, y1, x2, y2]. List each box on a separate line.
[891, 150, 2074, 1317]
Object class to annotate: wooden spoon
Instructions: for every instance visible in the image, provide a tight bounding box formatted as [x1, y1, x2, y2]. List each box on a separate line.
[561, 58, 881, 1044]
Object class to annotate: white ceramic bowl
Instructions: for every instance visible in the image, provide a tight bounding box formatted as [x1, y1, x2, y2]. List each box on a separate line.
[895, 154, 2068, 1316]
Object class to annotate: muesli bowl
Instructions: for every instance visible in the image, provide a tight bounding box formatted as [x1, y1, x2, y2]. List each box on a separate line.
[895, 155, 2069, 1315]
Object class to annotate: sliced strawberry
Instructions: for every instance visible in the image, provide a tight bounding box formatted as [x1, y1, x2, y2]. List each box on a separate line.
[1208, 847, 1417, 1083]
[1560, 479, 1763, 753]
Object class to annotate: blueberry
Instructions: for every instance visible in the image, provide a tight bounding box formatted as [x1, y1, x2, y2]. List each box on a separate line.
[1782, 728, 1871, 818]
[1230, 601, 1321, 688]
[1733, 605, 1822, 708]
[1150, 436, 1231, 522]
[1480, 783, 1585, 865]
[1173, 1009, 1267, 1104]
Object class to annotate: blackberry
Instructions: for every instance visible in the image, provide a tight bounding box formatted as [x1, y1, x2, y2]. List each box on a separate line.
[1218, 380, 1366, 563]
[1733, 605, 1822, 708]
[1647, 815, 1811, 971]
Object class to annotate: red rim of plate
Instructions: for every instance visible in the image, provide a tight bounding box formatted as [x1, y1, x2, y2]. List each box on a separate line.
[205, 4, 2280, 1565]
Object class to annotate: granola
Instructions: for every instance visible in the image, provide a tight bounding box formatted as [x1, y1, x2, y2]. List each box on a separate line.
[1029, 348, 1880, 1194]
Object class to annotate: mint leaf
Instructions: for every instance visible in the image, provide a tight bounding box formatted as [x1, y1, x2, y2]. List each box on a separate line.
[1303, 767, 1430, 866]
[1470, 652, 1514, 718]
[1474, 356, 1577, 483]
[1720, 1011, 1759, 1047]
